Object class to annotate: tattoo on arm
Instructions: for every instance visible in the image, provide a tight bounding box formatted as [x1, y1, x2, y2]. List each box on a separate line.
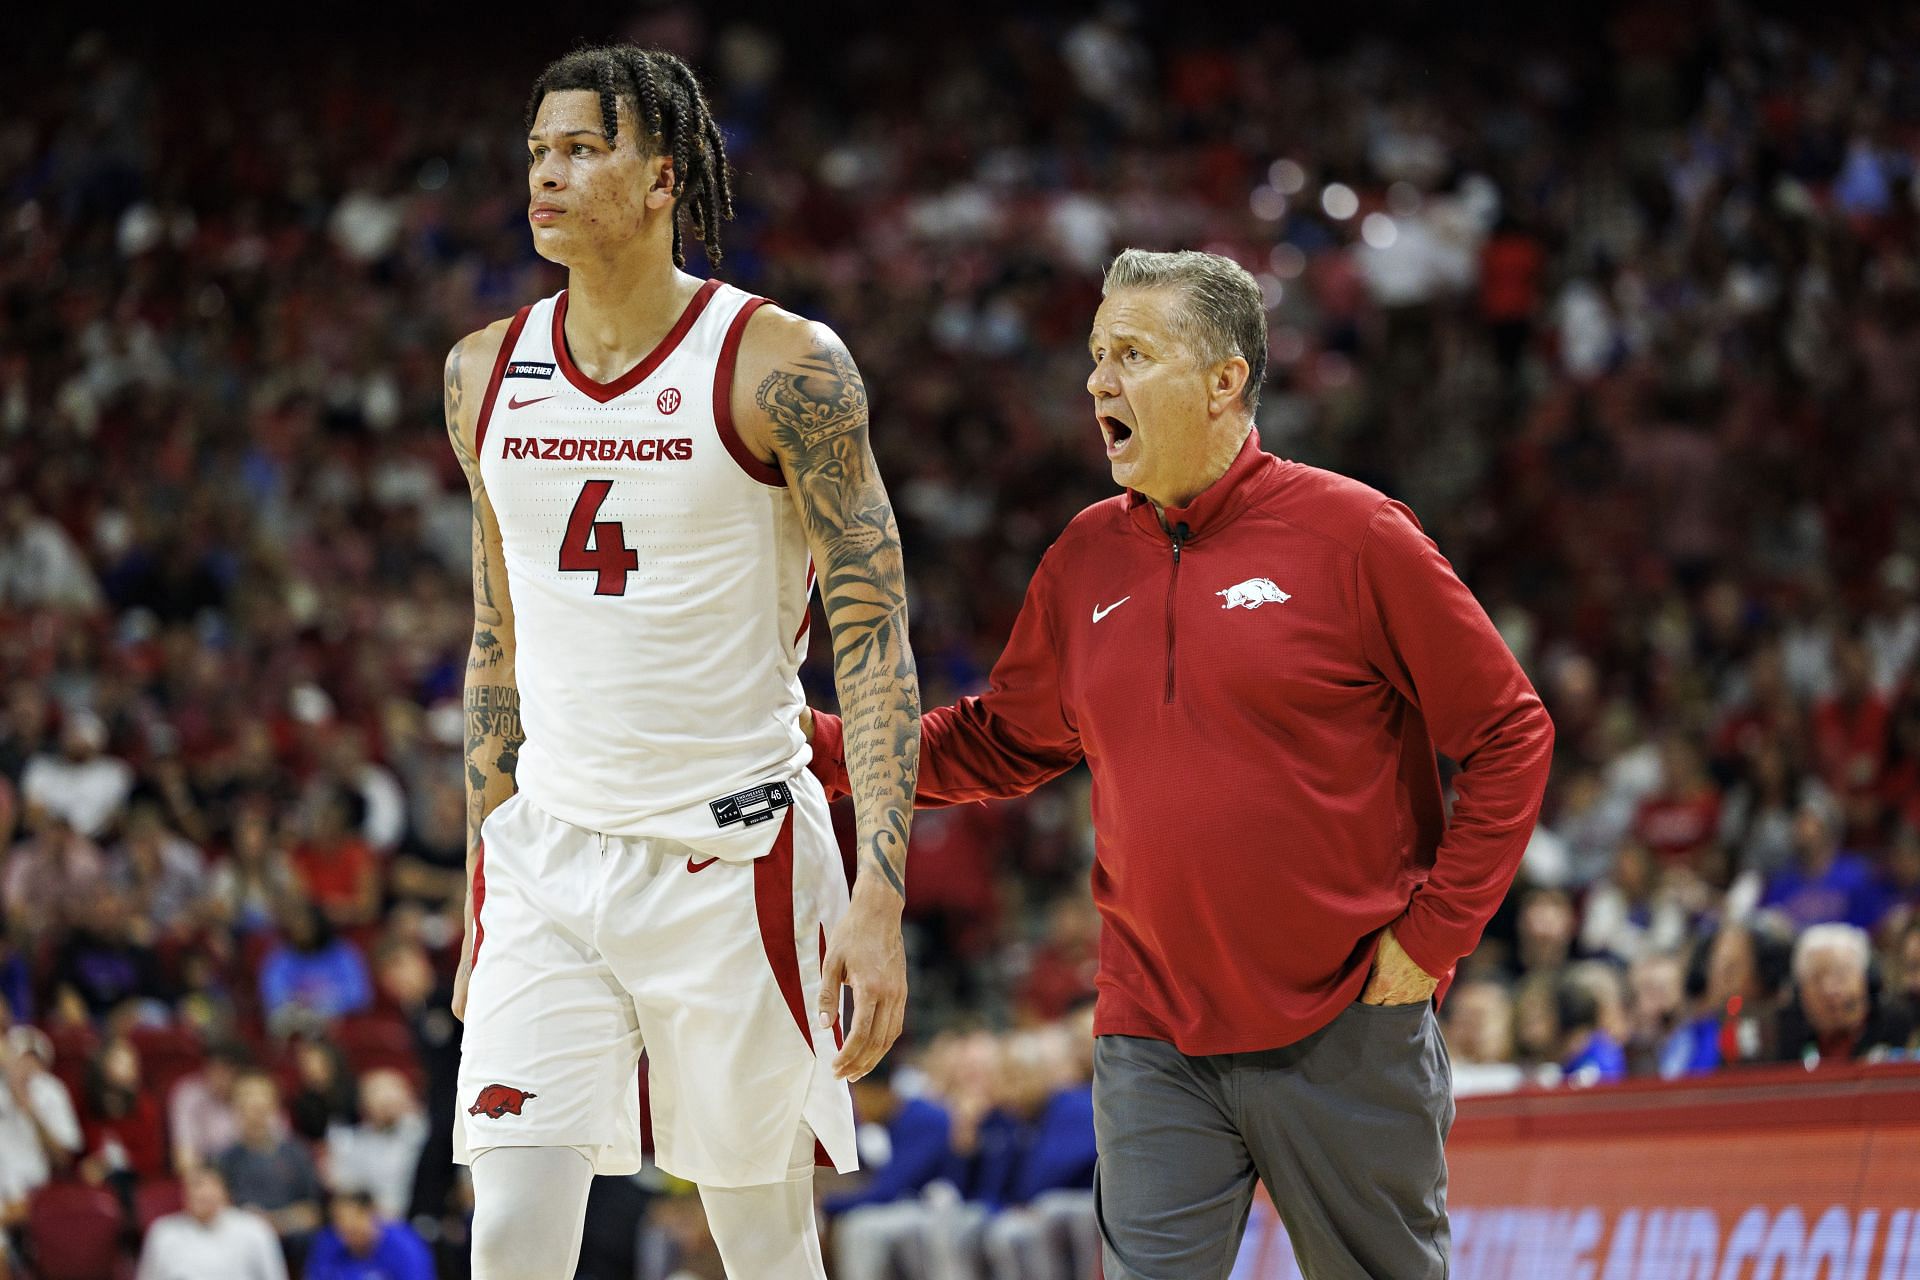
[450, 332, 518, 862]
[462, 684, 524, 851]
[446, 338, 505, 629]
[758, 334, 920, 896]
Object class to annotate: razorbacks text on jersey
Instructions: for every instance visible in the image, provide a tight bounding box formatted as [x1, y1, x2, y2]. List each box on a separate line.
[474, 280, 816, 856]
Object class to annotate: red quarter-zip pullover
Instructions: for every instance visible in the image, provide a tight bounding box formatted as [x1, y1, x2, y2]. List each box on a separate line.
[812, 432, 1554, 1055]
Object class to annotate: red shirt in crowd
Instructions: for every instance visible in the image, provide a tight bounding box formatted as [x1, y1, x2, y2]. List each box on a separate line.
[1633, 789, 1722, 864]
[291, 835, 377, 915]
[83, 1090, 169, 1182]
[811, 433, 1554, 1054]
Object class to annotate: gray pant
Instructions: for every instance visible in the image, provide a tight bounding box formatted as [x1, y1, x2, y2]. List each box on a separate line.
[1093, 999, 1454, 1280]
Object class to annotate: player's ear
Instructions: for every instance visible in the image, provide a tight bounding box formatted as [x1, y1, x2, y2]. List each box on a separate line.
[644, 154, 677, 210]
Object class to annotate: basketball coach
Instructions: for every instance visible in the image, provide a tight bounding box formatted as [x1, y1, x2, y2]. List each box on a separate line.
[809, 248, 1554, 1278]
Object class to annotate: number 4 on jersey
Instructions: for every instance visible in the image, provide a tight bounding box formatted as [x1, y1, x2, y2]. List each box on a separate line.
[560, 480, 638, 596]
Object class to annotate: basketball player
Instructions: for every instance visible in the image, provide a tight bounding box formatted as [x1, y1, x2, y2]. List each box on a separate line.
[442, 47, 920, 1279]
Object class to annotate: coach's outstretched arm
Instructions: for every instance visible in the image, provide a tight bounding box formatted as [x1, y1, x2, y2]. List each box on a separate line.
[445, 321, 523, 1024]
[738, 307, 920, 1083]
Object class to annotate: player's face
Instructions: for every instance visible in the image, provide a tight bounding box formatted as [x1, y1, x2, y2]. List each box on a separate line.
[1086, 289, 1218, 507]
[525, 90, 669, 265]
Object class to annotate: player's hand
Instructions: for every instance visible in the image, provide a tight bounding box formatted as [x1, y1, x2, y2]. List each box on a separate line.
[1359, 926, 1438, 1006]
[818, 882, 907, 1081]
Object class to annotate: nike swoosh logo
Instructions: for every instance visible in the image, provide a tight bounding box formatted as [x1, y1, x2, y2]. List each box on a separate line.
[1092, 596, 1132, 623]
[507, 394, 554, 411]
[687, 857, 718, 873]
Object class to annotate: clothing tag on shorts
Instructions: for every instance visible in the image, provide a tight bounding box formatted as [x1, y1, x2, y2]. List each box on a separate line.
[709, 781, 793, 829]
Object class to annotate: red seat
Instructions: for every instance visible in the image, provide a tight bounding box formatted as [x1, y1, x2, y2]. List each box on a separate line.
[331, 1014, 421, 1083]
[128, 1025, 205, 1106]
[26, 1183, 125, 1280]
[133, 1178, 184, 1233]
[47, 1024, 101, 1103]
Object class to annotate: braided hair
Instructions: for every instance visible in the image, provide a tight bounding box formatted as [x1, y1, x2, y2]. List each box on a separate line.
[526, 46, 735, 268]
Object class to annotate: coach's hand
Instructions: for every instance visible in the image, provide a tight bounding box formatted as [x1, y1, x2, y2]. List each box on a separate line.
[1360, 926, 1439, 1006]
[820, 881, 907, 1081]
[799, 705, 814, 743]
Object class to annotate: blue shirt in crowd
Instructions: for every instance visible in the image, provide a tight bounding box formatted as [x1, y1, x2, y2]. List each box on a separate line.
[1562, 1032, 1628, 1084]
[1761, 852, 1888, 931]
[303, 1221, 434, 1280]
[823, 1095, 954, 1215]
[1011, 1084, 1098, 1205]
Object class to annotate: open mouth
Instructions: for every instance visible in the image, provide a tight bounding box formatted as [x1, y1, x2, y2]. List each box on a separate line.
[1100, 416, 1133, 449]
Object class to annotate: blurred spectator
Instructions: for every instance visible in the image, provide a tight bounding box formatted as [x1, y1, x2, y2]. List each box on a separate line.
[1771, 923, 1917, 1065]
[49, 888, 169, 1019]
[1557, 965, 1628, 1085]
[0, 498, 104, 613]
[1013, 896, 1099, 1024]
[285, 1034, 358, 1143]
[1897, 920, 1920, 1009]
[1441, 980, 1526, 1097]
[20, 709, 133, 839]
[3, 805, 107, 934]
[214, 1072, 324, 1262]
[303, 1190, 433, 1280]
[386, 775, 466, 929]
[1885, 697, 1920, 836]
[110, 805, 208, 938]
[1624, 952, 1686, 1078]
[1661, 917, 1798, 1076]
[980, 1023, 1098, 1280]
[1718, 741, 1810, 881]
[1760, 794, 1888, 930]
[1578, 842, 1692, 964]
[260, 901, 373, 1034]
[1511, 972, 1564, 1070]
[324, 1068, 427, 1221]
[0, 1017, 82, 1227]
[1866, 556, 1920, 696]
[1514, 887, 1578, 977]
[1812, 635, 1890, 839]
[169, 1040, 255, 1171]
[826, 1059, 955, 1219]
[135, 1164, 289, 1280]
[1631, 736, 1722, 871]
[367, 940, 459, 1228]
[78, 1035, 169, 1199]
[289, 787, 380, 931]
[317, 730, 407, 857]
[207, 801, 299, 936]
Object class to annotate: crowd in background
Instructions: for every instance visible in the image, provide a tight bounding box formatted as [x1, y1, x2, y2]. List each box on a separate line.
[3, 1, 1920, 1275]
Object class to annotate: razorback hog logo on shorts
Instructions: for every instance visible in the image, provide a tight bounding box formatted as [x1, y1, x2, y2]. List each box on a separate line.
[467, 1084, 538, 1118]
[1217, 577, 1291, 610]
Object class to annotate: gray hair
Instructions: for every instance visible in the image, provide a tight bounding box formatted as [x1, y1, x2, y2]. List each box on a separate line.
[1101, 249, 1267, 411]
[1793, 923, 1871, 983]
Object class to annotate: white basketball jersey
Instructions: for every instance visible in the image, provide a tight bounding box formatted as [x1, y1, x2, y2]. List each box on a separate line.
[475, 279, 816, 856]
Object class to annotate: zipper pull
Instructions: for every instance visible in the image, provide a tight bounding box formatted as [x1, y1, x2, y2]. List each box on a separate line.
[1170, 521, 1190, 564]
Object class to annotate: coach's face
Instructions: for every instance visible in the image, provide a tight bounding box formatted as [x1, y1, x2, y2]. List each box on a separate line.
[526, 91, 676, 266]
[1087, 288, 1246, 509]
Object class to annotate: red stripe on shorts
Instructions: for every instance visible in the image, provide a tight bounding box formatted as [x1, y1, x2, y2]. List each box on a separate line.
[753, 810, 812, 1049]
[470, 838, 487, 969]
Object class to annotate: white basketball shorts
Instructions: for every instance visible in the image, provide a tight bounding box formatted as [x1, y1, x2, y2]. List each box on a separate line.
[452, 773, 857, 1187]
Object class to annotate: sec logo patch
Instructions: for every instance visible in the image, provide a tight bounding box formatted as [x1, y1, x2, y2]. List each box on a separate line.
[657, 387, 682, 415]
